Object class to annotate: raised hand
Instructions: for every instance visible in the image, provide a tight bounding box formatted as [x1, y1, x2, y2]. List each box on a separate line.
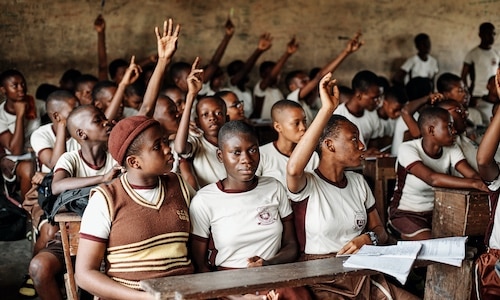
[94, 14, 105, 33]
[345, 31, 364, 54]
[429, 92, 445, 105]
[257, 32, 273, 51]
[187, 57, 204, 94]
[120, 56, 142, 86]
[155, 18, 181, 60]
[13, 101, 27, 117]
[225, 17, 235, 37]
[286, 36, 299, 55]
[496, 67, 500, 97]
[319, 72, 340, 112]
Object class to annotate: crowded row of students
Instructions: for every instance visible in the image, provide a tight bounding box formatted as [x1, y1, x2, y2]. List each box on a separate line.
[1, 13, 499, 300]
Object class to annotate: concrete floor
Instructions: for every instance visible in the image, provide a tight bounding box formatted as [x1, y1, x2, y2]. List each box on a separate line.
[0, 238, 39, 300]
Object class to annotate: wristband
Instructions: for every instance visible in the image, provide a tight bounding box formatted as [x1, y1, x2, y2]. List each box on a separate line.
[366, 231, 379, 246]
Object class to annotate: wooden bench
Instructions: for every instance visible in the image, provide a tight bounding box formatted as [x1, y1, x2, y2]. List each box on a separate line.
[140, 257, 377, 300]
[424, 188, 490, 300]
[362, 156, 397, 225]
[54, 212, 82, 300]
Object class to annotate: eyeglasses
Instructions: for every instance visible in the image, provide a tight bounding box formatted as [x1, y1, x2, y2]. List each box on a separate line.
[228, 100, 244, 109]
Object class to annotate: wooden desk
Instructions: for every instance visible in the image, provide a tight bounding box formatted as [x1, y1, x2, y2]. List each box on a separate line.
[424, 188, 490, 300]
[140, 257, 373, 300]
[362, 156, 397, 225]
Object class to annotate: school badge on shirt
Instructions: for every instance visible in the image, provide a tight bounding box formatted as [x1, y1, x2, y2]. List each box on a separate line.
[353, 211, 366, 230]
[177, 209, 189, 221]
[256, 206, 277, 225]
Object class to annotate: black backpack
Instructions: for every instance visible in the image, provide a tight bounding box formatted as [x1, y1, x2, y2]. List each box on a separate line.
[47, 185, 96, 222]
[0, 191, 27, 241]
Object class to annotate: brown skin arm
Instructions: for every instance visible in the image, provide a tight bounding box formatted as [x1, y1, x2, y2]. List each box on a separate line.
[37, 120, 67, 170]
[75, 239, 153, 300]
[94, 14, 108, 81]
[337, 209, 388, 255]
[408, 161, 488, 192]
[51, 167, 121, 195]
[0, 102, 26, 154]
[190, 236, 211, 273]
[203, 18, 234, 83]
[247, 218, 298, 267]
[477, 68, 500, 181]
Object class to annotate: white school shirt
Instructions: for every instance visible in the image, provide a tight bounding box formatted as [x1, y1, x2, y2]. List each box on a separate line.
[451, 134, 478, 176]
[286, 89, 316, 126]
[0, 99, 45, 152]
[487, 174, 500, 249]
[475, 98, 495, 125]
[190, 176, 292, 268]
[253, 81, 284, 120]
[182, 134, 226, 187]
[334, 103, 384, 147]
[256, 142, 319, 187]
[30, 123, 81, 172]
[400, 54, 439, 84]
[54, 150, 117, 178]
[287, 170, 375, 255]
[395, 138, 466, 212]
[464, 46, 500, 97]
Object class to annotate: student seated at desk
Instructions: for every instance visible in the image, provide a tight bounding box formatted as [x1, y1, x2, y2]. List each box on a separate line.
[286, 73, 419, 300]
[190, 120, 310, 300]
[388, 107, 487, 241]
[475, 68, 500, 299]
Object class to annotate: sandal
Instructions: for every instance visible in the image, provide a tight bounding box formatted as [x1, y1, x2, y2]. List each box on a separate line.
[18, 274, 37, 298]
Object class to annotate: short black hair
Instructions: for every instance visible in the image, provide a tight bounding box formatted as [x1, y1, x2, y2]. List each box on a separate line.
[352, 70, 379, 92]
[385, 86, 408, 105]
[35, 83, 59, 101]
[414, 33, 430, 47]
[92, 80, 117, 102]
[285, 70, 306, 88]
[46, 90, 76, 114]
[75, 74, 98, 89]
[108, 59, 128, 79]
[417, 106, 450, 132]
[271, 99, 303, 122]
[405, 77, 433, 101]
[0, 69, 25, 86]
[169, 62, 191, 80]
[218, 120, 258, 149]
[227, 60, 244, 77]
[196, 96, 227, 115]
[436, 73, 461, 93]
[259, 61, 275, 77]
[59, 69, 82, 90]
[317, 114, 352, 156]
[479, 22, 495, 33]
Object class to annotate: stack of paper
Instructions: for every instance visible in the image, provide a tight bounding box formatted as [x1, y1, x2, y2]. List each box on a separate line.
[342, 236, 467, 284]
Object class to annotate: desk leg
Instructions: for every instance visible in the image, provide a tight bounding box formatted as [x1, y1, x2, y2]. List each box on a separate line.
[424, 261, 473, 300]
[59, 221, 78, 300]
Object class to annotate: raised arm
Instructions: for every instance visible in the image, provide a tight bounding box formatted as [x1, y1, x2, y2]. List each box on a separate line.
[37, 117, 68, 170]
[259, 37, 298, 91]
[477, 68, 500, 181]
[298, 32, 363, 101]
[287, 73, 339, 193]
[139, 19, 180, 117]
[174, 58, 203, 155]
[400, 93, 443, 139]
[230, 32, 272, 87]
[94, 14, 108, 81]
[0, 101, 27, 155]
[104, 56, 141, 121]
[203, 18, 234, 83]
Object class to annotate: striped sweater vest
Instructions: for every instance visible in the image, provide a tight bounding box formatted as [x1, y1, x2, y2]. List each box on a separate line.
[94, 173, 194, 290]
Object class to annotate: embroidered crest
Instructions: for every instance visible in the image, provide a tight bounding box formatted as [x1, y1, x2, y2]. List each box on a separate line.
[353, 211, 366, 230]
[176, 209, 189, 221]
[256, 206, 277, 225]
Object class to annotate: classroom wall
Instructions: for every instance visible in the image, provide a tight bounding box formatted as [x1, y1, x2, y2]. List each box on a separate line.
[1, 0, 499, 94]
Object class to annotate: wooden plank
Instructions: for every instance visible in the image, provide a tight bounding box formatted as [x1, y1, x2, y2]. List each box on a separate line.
[424, 260, 474, 300]
[140, 257, 375, 300]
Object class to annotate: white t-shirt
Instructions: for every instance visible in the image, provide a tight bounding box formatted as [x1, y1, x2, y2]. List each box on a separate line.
[122, 107, 138, 118]
[286, 89, 316, 126]
[475, 98, 495, 125]
[395, 138, 466, 212]
[226, 83, 253, 118]
[183, 134, 226, 187]
[80, 173, 195, 239]
[487, 174, 500, 249]
[380, 117, 397, 137]
[451, 134, 478, 176]
[253, 81, 284, 120]
[468, 107, 484, 126]
[190, 176, 292, 268]
[400, 54, 439, 84]
[54, 150, 117, 178]
[334, 103, 384, 147]
[464, 46, 500, 97]
[0, 99, 46, 152]
[199, 82, 216, 97]
[30, 123, 81, 172]
[256, 142, 319, 187]
[287, 170, 375, 254]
